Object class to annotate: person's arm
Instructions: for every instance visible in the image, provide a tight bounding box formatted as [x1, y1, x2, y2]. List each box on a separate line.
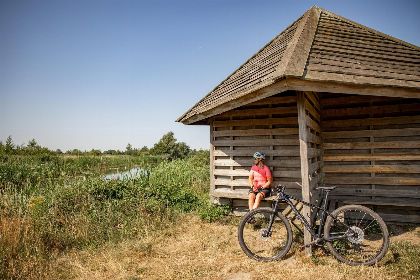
[262, 166, 273, 189]
[262, 177, 273, 189]
[249, 172, 254, 189]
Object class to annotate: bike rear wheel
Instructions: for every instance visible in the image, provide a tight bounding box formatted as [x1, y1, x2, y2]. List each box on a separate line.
[324, 204, 389, 266]
[238, 207, 292, 262]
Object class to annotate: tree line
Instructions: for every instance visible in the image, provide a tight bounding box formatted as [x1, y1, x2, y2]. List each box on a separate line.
[0, 132, 199, 160]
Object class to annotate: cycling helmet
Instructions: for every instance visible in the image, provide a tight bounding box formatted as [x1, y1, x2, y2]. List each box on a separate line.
[253, 152, 265, 160]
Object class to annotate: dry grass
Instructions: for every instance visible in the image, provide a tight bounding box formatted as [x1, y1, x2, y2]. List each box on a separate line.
[0, 216, 50, 279]
[49, 215, 420, 280]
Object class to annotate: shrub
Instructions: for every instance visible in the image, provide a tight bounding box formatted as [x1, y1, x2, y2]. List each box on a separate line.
[198, 202, 230, 222]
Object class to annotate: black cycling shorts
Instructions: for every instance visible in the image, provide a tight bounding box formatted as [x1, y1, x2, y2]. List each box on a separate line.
[248, 188, 271, 198]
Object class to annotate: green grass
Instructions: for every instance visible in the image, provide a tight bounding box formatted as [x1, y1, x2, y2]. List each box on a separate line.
[386, 241, 420, 280]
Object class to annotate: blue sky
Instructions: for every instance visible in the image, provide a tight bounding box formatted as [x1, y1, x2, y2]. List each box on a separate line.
[1, 0, 419, 151]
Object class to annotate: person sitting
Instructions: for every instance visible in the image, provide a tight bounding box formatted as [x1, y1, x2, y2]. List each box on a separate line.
[248, 152, 273, 210]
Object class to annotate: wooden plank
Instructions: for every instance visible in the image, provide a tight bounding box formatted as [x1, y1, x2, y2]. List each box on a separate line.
[313, 29, 420, 60]
[214, 179, 302, 189]
[213, 117, 297, 127]
[214, 149, 300, 157]
[322, 103, 420, 118]
[324, 176, 420, 186]
[379, 214, 420, 224]
[324, 154, 420, 161]
[310, 55, 419, 76]
[213, 128, 299, 137]
[320, 95, 391, 107]
[306, 116, 321, 133]
[214, 169, 249, 177]
[307, 133, 321, 144]
[307, 148, 321, 158]
[213, 138, 299, 147]
[214, 169, 301, 178]
[307, 63, 419, 82]
[251, 95, 297, 106]
[210, 124, 216, 195]
[305, 92, 320, 112]
[324, 141, 420, 150]
[314, 32, 420, 58]
[315, 31, 420, 56]
[305, 70, 420, 89]
[304, 98, 320, 121]
[340, 199, 420, 208]
[312, 37, 420, 63]
[324, 165, 420, 174]
[330, 188, 420, 199]
[214, 159, 301, 167]
[220, 106, 297, 117]
[287, 77, 420, 100]
[311, 49, 418, 73]
[309, 161, 321, 175]
[322, 128, 420, 139]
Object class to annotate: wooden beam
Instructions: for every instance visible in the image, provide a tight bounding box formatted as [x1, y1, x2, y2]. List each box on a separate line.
[210, 122, 216, 196]
[297, 92, 312, 254]
[214, 149, 300, 157]
[324, 176, 420, 186]
[324, 141, 420, 149]
[324, 164, 420, 174]
[324, 154, 420, 161]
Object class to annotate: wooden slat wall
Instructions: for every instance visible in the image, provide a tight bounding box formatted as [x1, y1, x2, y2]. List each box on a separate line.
[210, 91, 302, 200]
[321, 93, 420, 212]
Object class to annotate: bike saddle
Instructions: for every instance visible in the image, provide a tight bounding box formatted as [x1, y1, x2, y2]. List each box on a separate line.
[316, 186, 336, 191]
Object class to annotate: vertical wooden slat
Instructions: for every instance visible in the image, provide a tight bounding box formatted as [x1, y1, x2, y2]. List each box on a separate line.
[210, 121, 215, 195]
[297, 92, 312, 255]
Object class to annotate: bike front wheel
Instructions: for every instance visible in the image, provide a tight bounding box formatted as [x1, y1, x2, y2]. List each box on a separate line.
[238, 207, 293, 262]
[324, 204, 389, 266]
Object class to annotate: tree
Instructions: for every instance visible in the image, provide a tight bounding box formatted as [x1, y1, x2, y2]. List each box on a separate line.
[5, 136, 14, 153]
[28, 138, 39, 148]
[126, 143, 133, 155]
[89, 149, 102, 156]
[150, 132, 191, 160]
[140, 146, 149, 153]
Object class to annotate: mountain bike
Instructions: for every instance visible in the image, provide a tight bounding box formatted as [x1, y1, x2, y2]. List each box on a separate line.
[238, 184, 389, 266]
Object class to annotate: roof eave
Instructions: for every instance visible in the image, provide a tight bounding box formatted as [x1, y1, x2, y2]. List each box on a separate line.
[178, 77, 420, 124]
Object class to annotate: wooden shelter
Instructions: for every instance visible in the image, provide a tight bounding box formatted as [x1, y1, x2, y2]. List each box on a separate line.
[177, 6, 420, 224]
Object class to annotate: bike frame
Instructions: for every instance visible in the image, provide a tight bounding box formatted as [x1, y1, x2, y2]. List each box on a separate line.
[268, 187, 350, 242]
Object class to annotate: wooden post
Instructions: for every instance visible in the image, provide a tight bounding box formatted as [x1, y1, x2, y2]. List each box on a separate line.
[210, 121, 216, 197]
[297, 92, 312, 255]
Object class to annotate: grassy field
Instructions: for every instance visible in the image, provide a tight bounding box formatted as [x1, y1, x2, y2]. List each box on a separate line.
[1, 153, 419, 280]
[50, 215, 420, 280]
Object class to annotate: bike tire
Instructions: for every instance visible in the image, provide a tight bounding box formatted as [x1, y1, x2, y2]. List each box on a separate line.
[238, 207, 293, 262]
[324, 204, 389, 266]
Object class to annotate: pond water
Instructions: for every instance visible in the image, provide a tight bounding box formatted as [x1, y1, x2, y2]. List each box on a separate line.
[104, 167, 148, 181]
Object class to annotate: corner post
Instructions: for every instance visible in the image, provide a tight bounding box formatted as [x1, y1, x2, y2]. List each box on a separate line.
[297, 92, 312, 255]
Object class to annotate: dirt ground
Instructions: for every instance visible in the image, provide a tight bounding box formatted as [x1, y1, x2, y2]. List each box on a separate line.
[51, 214, 420, 280]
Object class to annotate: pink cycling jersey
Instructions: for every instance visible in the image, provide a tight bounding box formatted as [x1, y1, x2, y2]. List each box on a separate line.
[250, 164, 272, 191]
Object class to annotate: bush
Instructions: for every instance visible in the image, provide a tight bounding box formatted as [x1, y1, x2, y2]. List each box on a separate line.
[198, 202, 230, 222]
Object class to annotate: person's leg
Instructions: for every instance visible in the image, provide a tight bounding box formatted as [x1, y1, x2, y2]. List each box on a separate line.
[252, 192, 265, 209]
[248, 192, 256, 210]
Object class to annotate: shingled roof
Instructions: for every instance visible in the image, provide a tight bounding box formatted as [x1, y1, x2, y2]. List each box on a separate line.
[178, 6, 420, 124]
